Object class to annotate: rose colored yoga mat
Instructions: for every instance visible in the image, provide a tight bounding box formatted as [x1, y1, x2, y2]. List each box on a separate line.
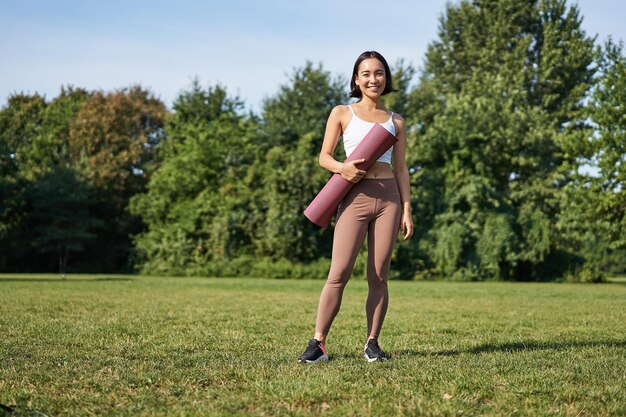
[304, 123, 398, 227]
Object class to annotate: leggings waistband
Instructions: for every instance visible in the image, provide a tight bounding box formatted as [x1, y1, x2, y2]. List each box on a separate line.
[348, 178, 399, 197]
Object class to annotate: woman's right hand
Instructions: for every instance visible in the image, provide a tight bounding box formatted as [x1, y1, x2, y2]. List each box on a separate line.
[340, 159, 366, 183]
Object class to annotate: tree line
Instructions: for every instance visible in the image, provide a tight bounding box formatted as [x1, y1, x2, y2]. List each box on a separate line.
[1, 0, 624, 281]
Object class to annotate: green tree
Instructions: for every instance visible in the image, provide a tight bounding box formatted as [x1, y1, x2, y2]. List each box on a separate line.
[0, 93, 47, 176]
[0, 125, 21, 270]
[382, 59, 417, 123]
[557, 38, 626, 279]
[67, 86, 167, 271]
[27, 167, 103, 275]
[261, 62, 346, 149]
[587, 38, 626, 250]
[254, 63, 347, 263]
[0, 87, 90, 178]
[409, 0, 595, 280]
[130, 83, 259, 274]
[0, 89, 90, 271]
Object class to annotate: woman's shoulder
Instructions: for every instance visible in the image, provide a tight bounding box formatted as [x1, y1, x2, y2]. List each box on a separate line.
[391, 111, 405, 121]
[328, 104, 353, 127]
[330, 104, 352, 116]
[391, 112, 405, 129]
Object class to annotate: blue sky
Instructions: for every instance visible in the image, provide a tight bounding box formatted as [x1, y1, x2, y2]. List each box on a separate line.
[1, 0, 625, 112]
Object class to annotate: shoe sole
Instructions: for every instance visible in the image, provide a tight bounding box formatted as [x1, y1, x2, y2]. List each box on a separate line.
[298, 354, 328, 363]
[364, 353, 388, 362]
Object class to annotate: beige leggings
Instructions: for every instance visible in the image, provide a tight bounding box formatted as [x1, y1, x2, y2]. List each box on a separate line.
[315, 178, 402, 340]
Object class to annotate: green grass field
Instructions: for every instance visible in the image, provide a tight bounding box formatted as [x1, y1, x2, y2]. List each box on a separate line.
[1, 275, 625, 417]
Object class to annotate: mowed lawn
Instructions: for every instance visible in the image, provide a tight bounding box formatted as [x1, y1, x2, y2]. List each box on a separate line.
[1, 275, 625, 417]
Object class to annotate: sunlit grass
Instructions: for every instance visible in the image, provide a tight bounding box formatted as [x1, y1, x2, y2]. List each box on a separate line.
[607, 274, 626, 283]
[1, 275, 625, 416]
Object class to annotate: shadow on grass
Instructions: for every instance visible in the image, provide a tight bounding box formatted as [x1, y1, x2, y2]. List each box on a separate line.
[0, 277, 133, 283]
[328, 353, 364, 361]
[396, 339, 626, 357]
[0, 403, 49, 417]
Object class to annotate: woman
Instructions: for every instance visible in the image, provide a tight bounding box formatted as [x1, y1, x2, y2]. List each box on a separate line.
[298, 51, 413, 363]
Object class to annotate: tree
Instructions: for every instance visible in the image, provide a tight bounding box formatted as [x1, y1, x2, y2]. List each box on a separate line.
[382, 59, 417, 123]
[587, 38, 626, 250]
[68, 86, 166, 203]
[0, 88, 97, 271]
[0, 87, 90, 179]
[66, 86, 167, 271]
[0, 125, 21, 271]
[130, 83, 259, 274]
[254, 63, 347, 263]
[557, 38, 626, 279]
[408, 0, 595, 280]
[132, 66, 349, 276]
[0, 93, 47, 174]
[27, 167, 103, 275]
[261, 62, 346, 149]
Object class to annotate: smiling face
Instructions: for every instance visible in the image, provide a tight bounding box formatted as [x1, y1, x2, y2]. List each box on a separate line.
[354, 58, 387, 100]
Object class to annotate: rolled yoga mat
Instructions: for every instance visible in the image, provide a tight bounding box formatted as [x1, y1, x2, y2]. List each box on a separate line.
[304, 123, 398, 228]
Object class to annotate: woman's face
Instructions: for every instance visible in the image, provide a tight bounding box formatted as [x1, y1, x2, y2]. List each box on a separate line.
[355, 58, 386, 99]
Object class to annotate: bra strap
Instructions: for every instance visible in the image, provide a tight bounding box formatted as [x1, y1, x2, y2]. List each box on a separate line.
[348, 105, 356, 115]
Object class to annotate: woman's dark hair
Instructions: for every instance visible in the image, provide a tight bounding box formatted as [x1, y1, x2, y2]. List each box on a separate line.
[349, 51, 397, 99]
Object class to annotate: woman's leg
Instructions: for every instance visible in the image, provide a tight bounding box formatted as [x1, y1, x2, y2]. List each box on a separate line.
[365, 186, 401, 340]
[314, 194, 370, 340]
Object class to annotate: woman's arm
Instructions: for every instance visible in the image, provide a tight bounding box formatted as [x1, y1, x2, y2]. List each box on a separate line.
[319, 105, 366, 183]
[392, 115, 414, 240]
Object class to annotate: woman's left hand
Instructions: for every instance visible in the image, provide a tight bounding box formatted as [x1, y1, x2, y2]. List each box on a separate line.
[401, 211, 414, 240]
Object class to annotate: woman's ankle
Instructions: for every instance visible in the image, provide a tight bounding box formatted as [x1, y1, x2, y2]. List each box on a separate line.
[314, 333, 327, 343]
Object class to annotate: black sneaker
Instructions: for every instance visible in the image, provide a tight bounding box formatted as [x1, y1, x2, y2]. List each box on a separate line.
[364, 339, 388, 362]
[298, 339, 328, 363]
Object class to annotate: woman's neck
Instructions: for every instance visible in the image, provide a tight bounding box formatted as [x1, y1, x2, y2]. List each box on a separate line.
[357, 96, 384, 111]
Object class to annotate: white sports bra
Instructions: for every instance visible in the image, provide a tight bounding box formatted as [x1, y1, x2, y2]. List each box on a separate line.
[342, 105, 395, 164]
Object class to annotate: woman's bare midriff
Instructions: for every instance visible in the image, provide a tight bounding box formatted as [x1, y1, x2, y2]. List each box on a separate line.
[364, 162, 395, 179]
